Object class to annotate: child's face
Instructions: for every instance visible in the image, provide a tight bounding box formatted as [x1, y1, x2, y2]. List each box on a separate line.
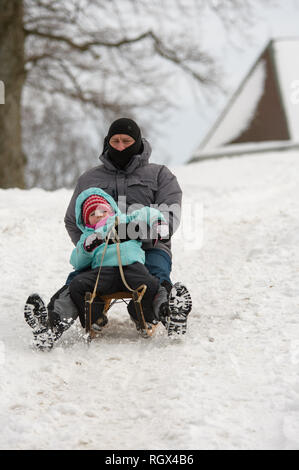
[88, 208, 110, 226]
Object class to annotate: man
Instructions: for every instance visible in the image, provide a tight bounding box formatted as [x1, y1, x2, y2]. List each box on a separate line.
[24, 118, 191, 350]
[64, 117, 192, 335]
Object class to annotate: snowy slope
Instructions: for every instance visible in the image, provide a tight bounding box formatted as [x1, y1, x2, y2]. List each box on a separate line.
[1, 150, 299, 450]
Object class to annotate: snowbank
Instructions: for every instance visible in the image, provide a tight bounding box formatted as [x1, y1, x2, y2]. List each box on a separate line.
[1, 150, 299, 450]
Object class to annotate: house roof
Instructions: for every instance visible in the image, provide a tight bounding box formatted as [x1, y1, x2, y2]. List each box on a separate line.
[190, 37, 299, 162]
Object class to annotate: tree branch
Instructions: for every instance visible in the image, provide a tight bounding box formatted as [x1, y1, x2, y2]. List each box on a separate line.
[23, 26, 215, 85]
[23, 27, 153, 51]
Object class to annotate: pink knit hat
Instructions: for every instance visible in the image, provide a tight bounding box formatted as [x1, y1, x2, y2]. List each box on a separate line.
[82, 195, 113, 225]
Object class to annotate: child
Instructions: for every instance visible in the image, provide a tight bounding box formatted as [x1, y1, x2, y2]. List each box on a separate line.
[68, 187, 165, 335]
[24, 188, 192, 350]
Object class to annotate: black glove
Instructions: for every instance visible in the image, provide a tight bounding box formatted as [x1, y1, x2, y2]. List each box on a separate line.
[84, 233, 104, 252]
[152, 220, 169, 245]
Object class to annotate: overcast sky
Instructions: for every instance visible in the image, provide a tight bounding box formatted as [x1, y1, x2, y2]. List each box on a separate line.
[156, 0, 299, 166]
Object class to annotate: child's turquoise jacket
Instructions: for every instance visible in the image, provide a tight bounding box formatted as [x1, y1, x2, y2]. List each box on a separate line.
[70, 187, 165, 270]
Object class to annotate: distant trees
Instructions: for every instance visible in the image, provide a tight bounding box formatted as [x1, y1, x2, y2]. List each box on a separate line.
[0, 0, 260, 189]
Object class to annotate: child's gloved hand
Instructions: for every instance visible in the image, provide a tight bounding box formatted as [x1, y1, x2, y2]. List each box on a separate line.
[84, 233, 104, 252]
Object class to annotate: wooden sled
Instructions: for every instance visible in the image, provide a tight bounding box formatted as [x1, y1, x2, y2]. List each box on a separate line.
[84, 218, 158, 342]
[84, 284, 158, 341]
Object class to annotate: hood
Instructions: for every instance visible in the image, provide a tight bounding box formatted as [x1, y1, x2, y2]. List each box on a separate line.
[75, 187, 120, 232]
[99, 138, 152, 174]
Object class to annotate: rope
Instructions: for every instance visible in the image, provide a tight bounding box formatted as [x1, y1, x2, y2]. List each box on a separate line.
[112, 217, 149, 334]
[89, 224, 114, 303]
[87, 216, 150, 335]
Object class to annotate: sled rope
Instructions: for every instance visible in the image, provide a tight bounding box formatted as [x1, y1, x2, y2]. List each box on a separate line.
[112, 218, 149, 334]
[86, 221, 116, 334]
[89, 226, 113, 304]
[87, 216, 149, 335]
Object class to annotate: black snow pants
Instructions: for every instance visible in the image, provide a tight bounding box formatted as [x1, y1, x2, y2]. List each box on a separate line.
[68, 262, 159, 327]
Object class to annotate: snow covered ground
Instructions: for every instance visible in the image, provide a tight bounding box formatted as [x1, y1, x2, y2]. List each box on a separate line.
[1, 150, 299, 450]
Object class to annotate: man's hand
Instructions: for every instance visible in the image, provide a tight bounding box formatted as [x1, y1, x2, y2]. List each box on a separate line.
[152, 220, 169, 244]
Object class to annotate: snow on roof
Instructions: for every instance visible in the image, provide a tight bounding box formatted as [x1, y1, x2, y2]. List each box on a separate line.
[192, 38, 299, 161]
[201, 59, 267, 149]
[274, 39, 299, 140]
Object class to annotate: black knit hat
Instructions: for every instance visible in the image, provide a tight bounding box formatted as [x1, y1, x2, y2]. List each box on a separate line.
[106, 117, 143, 169]
[107, 118, 141, 142]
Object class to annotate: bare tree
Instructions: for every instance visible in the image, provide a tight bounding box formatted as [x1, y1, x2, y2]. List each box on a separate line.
[0, 0, 262, 189]
[0, 0, 25, 188]
[23, 95, 101, 190]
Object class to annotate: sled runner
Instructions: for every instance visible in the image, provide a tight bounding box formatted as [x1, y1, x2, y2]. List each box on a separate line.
[84, 285, 158, 341]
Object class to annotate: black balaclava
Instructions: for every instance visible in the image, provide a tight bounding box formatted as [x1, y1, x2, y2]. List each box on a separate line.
[106, 118, 143, 170]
